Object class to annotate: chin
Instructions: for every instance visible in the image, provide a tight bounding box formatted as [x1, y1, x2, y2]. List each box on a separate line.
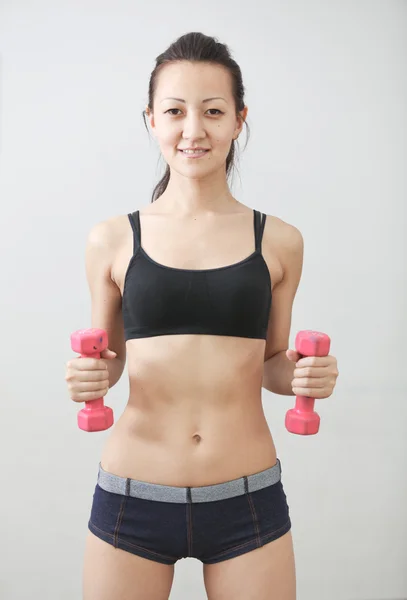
[176, 165, 220, 180]
[178, 155, 227, 174]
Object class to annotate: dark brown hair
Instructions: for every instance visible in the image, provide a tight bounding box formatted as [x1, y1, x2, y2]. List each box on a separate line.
[142, 32, 250, 202]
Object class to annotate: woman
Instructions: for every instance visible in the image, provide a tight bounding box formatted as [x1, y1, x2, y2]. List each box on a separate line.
[66, 32, 339, 600]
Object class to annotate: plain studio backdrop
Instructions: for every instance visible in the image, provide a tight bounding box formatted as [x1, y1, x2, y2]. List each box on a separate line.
[0, 1, 406, 599]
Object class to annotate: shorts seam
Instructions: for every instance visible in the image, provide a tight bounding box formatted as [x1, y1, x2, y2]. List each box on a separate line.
[187, 503, 193, 555]
[88, 520, 178, 562]
[246, 492, 261, 546]
[113, 496, 127, 548]
[202, 519, 291, 562]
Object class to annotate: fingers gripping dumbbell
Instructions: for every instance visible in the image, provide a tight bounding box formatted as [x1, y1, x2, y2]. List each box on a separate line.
[70, 328, 114, 432]
[285, 330, 331, 435]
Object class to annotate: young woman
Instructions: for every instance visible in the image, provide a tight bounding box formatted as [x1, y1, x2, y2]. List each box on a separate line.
[66, 32, 339, 600]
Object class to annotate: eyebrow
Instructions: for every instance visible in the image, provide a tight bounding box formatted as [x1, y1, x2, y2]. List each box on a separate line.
[160, 97, 227, 104]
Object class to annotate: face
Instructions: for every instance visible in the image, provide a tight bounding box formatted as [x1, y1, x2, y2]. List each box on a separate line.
[146, 61, 248, 179]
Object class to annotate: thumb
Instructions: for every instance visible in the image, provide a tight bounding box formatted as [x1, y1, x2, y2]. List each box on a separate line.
[286, 349, 301, 363]
[100, 348, 117, 359]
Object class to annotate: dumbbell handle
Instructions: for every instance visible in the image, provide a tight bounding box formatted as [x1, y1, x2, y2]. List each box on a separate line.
[292, 394, 316, 414]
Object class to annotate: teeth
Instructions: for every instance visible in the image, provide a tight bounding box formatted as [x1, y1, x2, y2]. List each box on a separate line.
[183, 149, 206, 154]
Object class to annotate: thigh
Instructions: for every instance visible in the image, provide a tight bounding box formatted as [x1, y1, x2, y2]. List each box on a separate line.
[203, 530, 296, 600]
[83, 531, 175, 600]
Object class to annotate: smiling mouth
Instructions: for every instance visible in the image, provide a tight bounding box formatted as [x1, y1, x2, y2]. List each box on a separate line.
[178, 149, 210, 156]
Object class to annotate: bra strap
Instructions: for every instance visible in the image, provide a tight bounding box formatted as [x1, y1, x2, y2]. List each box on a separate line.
[128, 210, 141, 254]
[254, 210, 267, 252]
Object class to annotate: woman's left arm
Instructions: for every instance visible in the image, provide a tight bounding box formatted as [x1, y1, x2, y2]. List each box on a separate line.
[262, 221, 339, 397]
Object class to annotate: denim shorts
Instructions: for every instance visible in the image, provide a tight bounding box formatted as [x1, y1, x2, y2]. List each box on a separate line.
[88, 459, 291, 565]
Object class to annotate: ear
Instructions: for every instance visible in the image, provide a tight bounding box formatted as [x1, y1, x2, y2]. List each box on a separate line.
[145, 106, 156, 134]
[234, 106, 248, 139]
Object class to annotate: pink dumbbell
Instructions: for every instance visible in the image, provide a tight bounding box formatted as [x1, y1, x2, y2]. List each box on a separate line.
[285, 330, 331, 435]
[70, 328, 114, 432]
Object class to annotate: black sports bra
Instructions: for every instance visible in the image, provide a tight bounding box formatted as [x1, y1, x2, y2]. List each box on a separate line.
[122, 209, 272, 341]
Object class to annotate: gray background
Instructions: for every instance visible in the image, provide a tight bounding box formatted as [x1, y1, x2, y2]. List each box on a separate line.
[0, 1, 406, 599]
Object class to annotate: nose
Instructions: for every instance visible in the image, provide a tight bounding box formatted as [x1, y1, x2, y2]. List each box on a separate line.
[182, 111, 206, 141]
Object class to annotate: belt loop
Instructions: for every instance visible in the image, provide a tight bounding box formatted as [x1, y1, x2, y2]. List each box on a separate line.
[187, 487, 192, 504]
[125, 477, 131, 497]
[243, 475, 249, 494]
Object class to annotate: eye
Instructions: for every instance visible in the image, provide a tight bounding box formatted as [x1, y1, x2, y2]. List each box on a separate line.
[164, 108, 224, 116]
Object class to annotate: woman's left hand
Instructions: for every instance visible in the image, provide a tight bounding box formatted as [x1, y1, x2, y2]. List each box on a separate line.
[286, 349, 339, 399]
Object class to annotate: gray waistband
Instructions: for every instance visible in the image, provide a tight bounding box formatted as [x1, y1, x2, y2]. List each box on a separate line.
[97, 459, 282, 504]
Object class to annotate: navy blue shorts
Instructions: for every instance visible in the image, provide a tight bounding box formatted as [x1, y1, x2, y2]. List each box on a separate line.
[88, 459, 291, 565]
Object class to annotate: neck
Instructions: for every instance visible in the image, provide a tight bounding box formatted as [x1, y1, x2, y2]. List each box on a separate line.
[156, 170, 237, 216]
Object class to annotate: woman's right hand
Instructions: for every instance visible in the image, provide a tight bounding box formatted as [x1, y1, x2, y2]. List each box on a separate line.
[65, 348, 117, 403]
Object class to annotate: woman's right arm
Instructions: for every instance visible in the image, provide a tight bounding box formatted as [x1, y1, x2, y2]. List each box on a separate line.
[84, 219, 126, 389]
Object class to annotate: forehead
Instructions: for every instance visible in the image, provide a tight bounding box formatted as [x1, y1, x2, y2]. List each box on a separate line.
[155, 61, 233, 100]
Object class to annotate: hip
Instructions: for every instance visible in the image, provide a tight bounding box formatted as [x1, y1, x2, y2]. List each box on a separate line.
[88, 458, 291, 565]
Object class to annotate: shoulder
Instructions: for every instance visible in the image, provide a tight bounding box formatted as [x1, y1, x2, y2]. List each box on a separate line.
[262, 213, 304, 271]
[262, 212, 303, 247]
[85, 214, 132, 279]
[86, 213, 130, 251]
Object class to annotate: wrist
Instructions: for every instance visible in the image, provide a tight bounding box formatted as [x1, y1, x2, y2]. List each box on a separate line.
[262, 350, 295, 395]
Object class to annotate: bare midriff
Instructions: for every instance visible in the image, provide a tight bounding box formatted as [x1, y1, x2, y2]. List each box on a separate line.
[100, 334, 277, 487]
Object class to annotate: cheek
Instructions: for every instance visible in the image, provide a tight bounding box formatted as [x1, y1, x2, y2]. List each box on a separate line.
[158, 126, 180, 144]
[214, 135, 234, 154]
[153, 117, 179, 142]
[162, 132, 179, 146]
[213, 123, 235, 144]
